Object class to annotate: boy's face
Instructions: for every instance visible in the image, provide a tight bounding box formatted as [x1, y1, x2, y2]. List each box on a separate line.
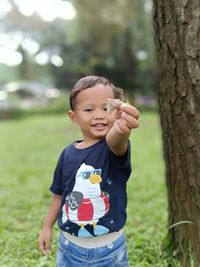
[68, 84, 116, 143]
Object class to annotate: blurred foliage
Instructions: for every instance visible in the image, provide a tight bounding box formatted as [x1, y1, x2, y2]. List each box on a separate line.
[0, 106, 23, 119]
[24, 94, 69, 116]
[1, 0, 157, 98]
[0, 94, 69, 119]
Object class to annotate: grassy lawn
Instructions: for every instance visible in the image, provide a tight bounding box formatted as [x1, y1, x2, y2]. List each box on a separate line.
[0, 112, 173, 266]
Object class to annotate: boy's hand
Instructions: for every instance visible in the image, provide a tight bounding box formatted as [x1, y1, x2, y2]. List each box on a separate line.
[106, 99, 139, 155]
[38, 226, 52, 256]
[114, 103, 139, 135]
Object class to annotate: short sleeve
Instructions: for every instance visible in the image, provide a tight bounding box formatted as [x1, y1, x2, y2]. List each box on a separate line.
[109, 140, 132, 178]
[49, 149, 65, 195]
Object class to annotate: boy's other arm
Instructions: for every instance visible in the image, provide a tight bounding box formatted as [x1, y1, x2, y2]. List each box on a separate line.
[38, 194, 61, 256]
[106, 103, 139, 156]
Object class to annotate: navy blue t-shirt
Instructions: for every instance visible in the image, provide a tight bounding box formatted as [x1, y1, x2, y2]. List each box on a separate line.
[50, 139, 132, 238]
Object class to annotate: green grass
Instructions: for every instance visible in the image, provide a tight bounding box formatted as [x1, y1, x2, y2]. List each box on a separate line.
[0, 112, 177, 266]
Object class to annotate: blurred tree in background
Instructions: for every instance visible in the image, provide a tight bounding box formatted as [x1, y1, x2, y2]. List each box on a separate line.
[0, 0, 157, 100]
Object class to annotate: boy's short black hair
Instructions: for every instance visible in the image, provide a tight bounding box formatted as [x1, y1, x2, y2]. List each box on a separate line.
[69, 75, 124, 110]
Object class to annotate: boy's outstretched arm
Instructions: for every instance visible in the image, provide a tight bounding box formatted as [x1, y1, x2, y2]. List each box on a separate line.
[38, 194, 61, 256]
[106, 103, 139, 156]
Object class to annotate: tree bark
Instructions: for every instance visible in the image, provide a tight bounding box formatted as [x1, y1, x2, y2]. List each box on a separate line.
[153, 0, 200, 266]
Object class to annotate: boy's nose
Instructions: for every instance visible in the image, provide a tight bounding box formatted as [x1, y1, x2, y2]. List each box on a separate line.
[95, 109, 105, 119]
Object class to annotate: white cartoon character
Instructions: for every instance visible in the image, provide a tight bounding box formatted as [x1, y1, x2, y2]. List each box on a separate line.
[62, 163, 110, 237]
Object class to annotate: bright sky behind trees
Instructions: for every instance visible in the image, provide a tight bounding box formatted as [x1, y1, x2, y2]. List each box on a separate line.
[0, 0, 76, 66]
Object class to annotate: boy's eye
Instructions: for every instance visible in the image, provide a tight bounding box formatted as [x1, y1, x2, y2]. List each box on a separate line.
[84, 109, 93, 112]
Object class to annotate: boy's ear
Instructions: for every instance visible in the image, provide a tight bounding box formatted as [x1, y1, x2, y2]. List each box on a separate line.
[68, 110, 78, 125]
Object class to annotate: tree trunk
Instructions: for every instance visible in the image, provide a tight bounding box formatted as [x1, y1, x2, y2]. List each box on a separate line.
[153, 0, 200, 266]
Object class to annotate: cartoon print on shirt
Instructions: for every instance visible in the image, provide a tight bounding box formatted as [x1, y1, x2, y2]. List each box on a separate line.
[62, 163, 110, 237]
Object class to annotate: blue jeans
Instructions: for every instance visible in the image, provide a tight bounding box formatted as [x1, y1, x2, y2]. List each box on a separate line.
[56, 232, 130, 267]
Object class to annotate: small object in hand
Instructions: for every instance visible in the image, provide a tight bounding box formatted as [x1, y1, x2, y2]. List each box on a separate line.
[107, 98, 123, 114]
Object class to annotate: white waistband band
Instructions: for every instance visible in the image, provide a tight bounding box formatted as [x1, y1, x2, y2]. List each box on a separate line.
[62, 229, 123, 248]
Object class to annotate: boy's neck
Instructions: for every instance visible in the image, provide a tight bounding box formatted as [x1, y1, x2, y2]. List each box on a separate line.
[75, 139, 103, 149]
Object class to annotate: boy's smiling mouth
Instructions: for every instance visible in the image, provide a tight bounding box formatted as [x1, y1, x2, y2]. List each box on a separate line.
[92, 123, 107, 130]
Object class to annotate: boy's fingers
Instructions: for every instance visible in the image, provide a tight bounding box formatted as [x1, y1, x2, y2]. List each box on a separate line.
[45, 243, 51, 255]
[121, 113, 139, 128]
[127, 118, 139, 129]
[115, 109, 122, 120]
[39, 239, 50, 256]
[120, 104, 139, 119]
[44, 249, 50, 256]
[41, 246, 50, 256]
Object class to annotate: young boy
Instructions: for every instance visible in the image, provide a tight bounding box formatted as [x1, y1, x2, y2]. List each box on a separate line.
[38, 75, 139, 266]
